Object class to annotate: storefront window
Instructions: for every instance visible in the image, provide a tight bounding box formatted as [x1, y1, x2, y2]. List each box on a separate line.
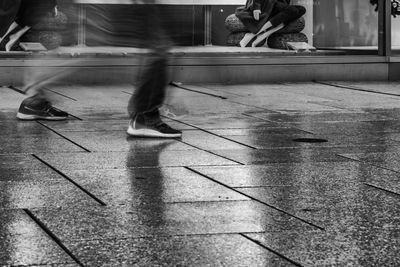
[0, 0, 382, 54]
[76, 0, 378, 53]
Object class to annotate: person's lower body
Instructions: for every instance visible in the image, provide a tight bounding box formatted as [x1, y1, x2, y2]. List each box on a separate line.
[125, 5, 181, 138]
[240, 5, 306, 47]
[16, 52, 73, 121]
[127, 52, 181, 138]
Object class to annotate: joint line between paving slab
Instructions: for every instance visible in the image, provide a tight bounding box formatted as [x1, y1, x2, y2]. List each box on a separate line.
[242, 113, 317, 135]
[185, 167, 325, 231]
[314, 81, 400, 98]
[7, 85, 26, 94]
[36, 121, 91, 152]
[169, 82, 228, 99]
[364, 183, 400, 197]
[240, 233, 304, 267]
[163, 116, 258, 150]
[23, 209, 86, 267]
[31, 154, 107, 206]
[337, 155, 400, 197]
[185, 167, 325, 230]
[179, 140, 246, 165]
[338, 154, 400, 173]
[43, 87, 78, 101]
[228, 99, 280, 113]
[66, 113, 84, 121]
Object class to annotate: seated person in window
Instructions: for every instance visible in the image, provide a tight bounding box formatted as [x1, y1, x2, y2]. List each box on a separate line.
[236, 0, 305, 47]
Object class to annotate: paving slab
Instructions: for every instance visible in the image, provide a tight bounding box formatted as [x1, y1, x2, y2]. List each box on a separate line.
[248, 111, 394, 123]
[66, 234, 294, 267]
[0, 209, 75, 266]
[0, 177, 100, 209]
[233, 96, 341, 112]
[209, 127, 310, 136]
[287, 120, 400, 135]
[35, 150, 239, 171]
[199, 83, 288, 97]
[341, 151, 400, 174]
[0, 87, 25, 110]
[176, 113, 280, 129]
[370, 108, 400, 120]
[209, 147, 351, 164]
[237, 184, 400, 225]
[211, 131, 400, 149]
[244, 231, 358, 267]
[328, 81, 400, 95]
[245, 228, 400, 267]
[61, 167, 249, 205]
[0, 121, 52, 136]
[0, 154, 53, 174]
[169, 96, 266, 115]
[191, 162, 400, 188]
[30, 202, 317, 241]
[0, 133, 87, 154]
[180, 130, 254, 150]
[285, 82, 400, 108]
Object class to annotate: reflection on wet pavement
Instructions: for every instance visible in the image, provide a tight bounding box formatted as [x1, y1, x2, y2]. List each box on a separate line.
[1, 82, 400, 266]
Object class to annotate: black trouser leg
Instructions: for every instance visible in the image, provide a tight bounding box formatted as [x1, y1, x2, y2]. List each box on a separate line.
[127, 5, 170, 120]
[0, 0, 21, 37]
[269, 5, 306, 27]
[16, 0, 56, 27]
[128, 53, 168, 119]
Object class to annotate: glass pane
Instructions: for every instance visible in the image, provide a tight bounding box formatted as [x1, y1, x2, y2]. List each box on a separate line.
[392, 7, 400, 54]
[313, 0, 378, 54]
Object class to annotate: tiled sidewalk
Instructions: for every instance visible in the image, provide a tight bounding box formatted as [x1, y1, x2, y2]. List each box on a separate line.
[1, 81, 400, 266]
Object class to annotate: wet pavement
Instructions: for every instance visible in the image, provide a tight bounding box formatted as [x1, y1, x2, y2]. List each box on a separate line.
[1, 81, 400, 266]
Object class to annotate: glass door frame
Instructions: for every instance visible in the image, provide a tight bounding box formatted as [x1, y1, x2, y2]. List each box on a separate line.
[379, 0, 392, 56]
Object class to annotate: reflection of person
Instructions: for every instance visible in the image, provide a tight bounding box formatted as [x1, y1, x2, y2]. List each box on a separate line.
[236, 0, 306, 47]
[0, 0, 68, 120]
[126, 4, 182, 138]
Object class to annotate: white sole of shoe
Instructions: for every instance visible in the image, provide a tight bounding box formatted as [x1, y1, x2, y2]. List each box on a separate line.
[16, 112, 68, 121]
[239, 33, 256, 47]
[127, 127, 182, 138]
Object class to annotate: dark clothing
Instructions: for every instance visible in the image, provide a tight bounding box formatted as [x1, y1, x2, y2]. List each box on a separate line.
[0, 0, 56, 37]
[127, 5, 171, 118]
[0, 0, 20, 37]
[236, 0, 305, 33]
[16, 0, 57, 27]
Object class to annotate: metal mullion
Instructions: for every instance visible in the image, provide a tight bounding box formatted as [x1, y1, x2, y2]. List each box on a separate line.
[378, 0, 392, 56]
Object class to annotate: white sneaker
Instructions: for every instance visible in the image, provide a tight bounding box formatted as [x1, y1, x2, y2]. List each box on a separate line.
[240, 32, 256, 47]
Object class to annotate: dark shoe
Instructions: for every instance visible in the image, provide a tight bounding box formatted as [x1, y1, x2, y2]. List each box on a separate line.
[127, 113, 182, 138]
[16, 100, 68, 120]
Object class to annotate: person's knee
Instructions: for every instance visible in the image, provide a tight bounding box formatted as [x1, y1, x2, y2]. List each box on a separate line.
[294, 5, 306, 17]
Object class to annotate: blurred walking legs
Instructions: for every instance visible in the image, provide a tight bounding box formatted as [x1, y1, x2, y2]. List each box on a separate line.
[127, 5, 182, 138]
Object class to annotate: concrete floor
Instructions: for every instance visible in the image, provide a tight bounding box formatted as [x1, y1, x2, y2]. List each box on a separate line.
[1, 81, 400, 266]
